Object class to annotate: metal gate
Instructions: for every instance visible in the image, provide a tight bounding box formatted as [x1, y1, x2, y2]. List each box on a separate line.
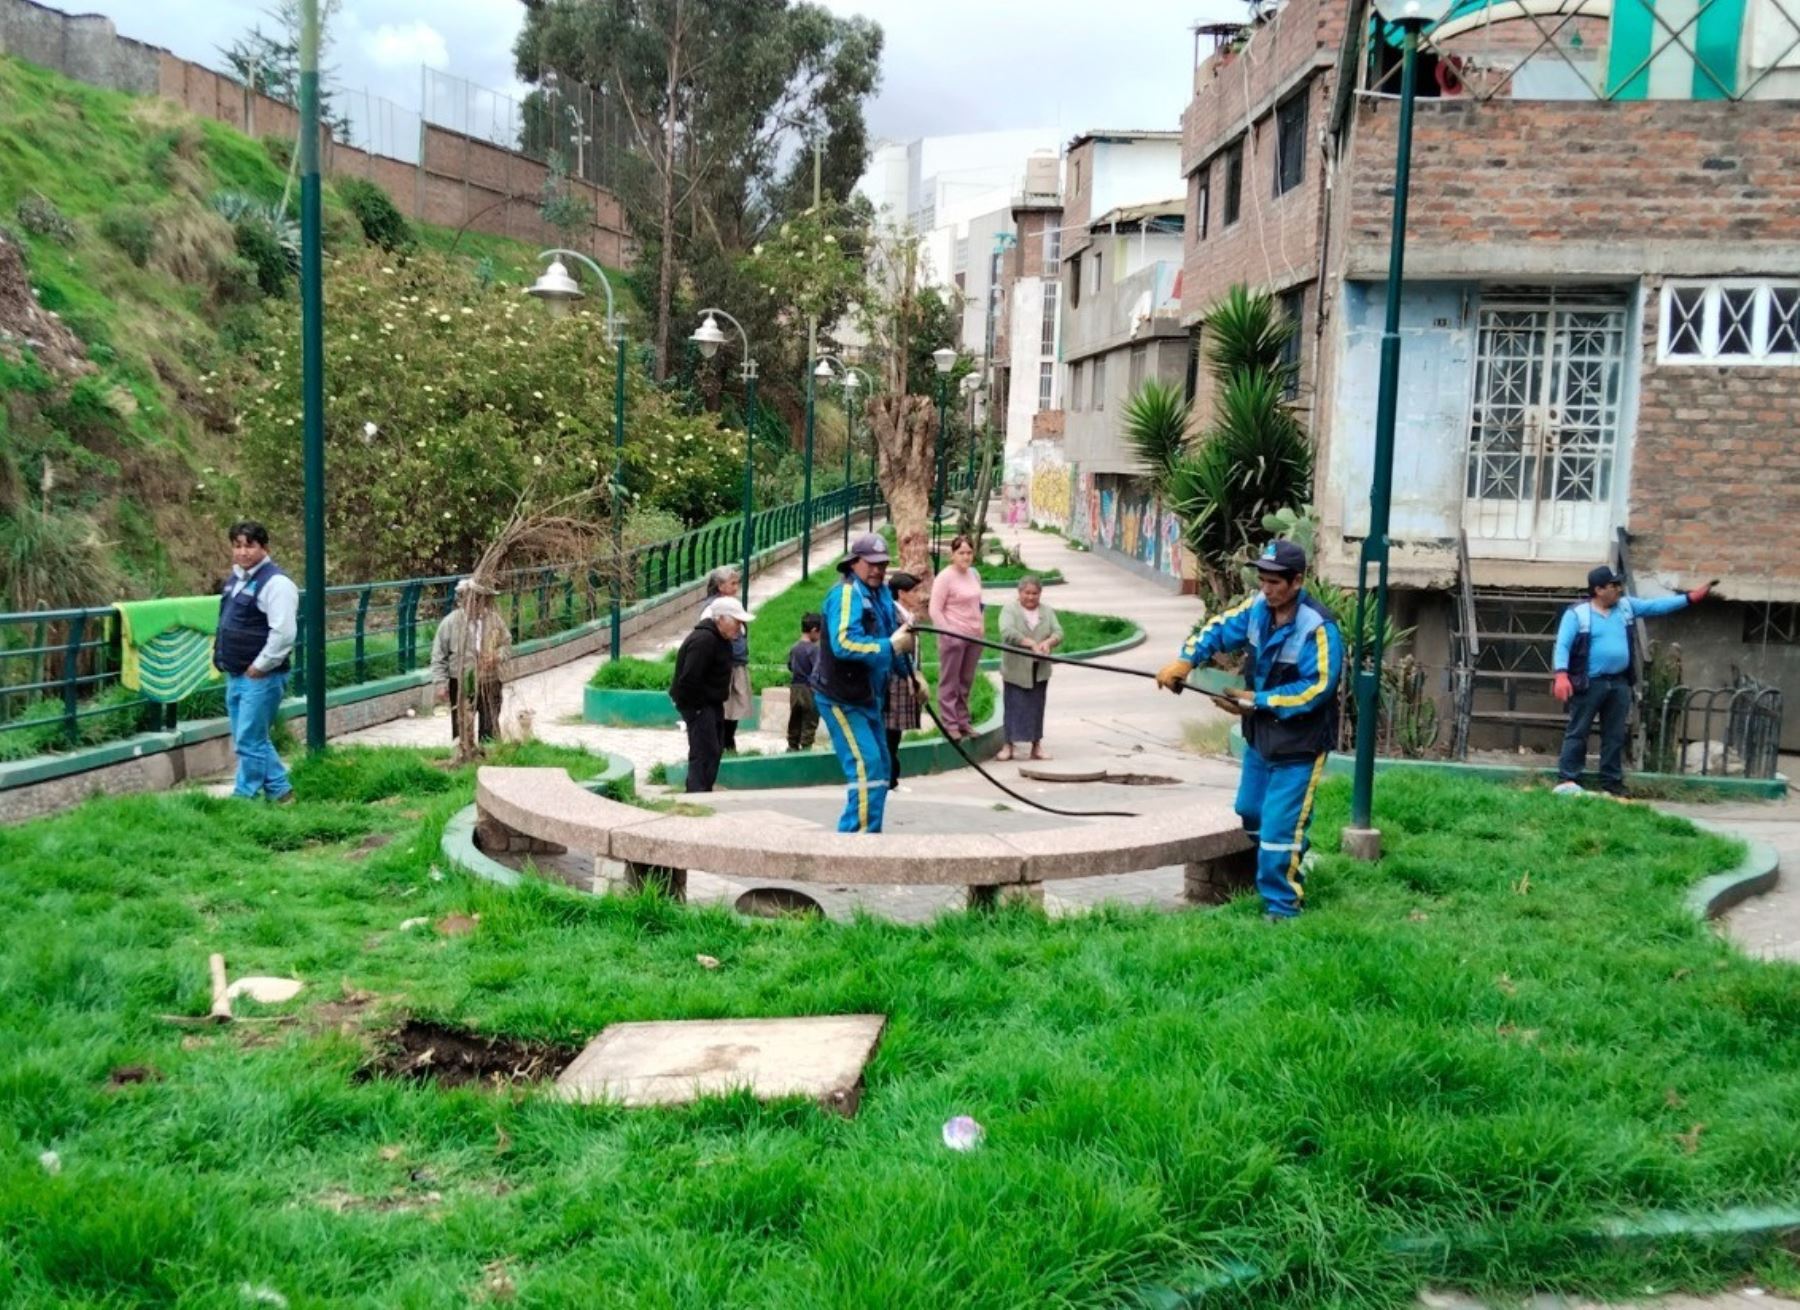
[1464, 288, 1631, 560]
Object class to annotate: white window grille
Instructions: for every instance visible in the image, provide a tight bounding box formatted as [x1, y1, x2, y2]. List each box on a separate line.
[1659, 280, 1800, 364]
[1041, 283, 1060, 357]
[1039, 361, 1054, 408]
[1044, 226, 1062, 276]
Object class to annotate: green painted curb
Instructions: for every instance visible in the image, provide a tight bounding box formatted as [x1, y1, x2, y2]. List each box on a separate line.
[659, 684, 1005, 790]
[440, 752, 636, 888]
[583, 685, 761, 729]
[0, 671, 433, 793]
[1223, 724, 1788, 800]
[1683, 818, 1781, 919]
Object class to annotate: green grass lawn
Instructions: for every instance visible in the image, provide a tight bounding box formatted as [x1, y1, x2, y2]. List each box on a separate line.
[2, 750, 1797, 1306]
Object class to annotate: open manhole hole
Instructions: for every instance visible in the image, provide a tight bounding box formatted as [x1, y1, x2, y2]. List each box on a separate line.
[1018, 765, 1181, 787]
[360, 1019, 579, 1090]
[735, 886, 825, 918]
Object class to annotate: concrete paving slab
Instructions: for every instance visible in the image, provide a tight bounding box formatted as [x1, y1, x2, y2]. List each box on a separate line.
[554, 1014, 887, 1112]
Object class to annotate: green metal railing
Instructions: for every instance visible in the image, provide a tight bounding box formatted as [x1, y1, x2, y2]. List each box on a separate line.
[0, 474, 954, 758]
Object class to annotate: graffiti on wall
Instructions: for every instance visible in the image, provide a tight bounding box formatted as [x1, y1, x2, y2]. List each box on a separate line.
[1027, 453, 1074, 530]
[1077, 473, 1183, 579]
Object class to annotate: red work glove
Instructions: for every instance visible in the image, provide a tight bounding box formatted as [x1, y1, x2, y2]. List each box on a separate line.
[1553, 672, 1573, 704]
[1687, 582, 1712, 604]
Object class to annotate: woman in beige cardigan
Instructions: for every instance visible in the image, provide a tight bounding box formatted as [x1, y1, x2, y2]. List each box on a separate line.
[996, 575, 1062, 761]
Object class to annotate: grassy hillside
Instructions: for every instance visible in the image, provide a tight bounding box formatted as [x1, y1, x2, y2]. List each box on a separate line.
[0, 54, 608, 604]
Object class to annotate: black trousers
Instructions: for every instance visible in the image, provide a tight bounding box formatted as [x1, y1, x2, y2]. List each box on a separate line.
[886, 727, 904, 789]
[448, 677, 501, 743]
[681, 702, 725, 793]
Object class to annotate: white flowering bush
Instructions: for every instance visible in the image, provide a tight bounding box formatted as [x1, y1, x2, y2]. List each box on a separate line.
[231, 250, 743, 578]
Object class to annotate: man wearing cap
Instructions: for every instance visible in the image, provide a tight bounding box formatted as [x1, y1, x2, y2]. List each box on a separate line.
[430, 578, 512, 745]
[1153, 540, 1343, 921]
[671, 596, 754, 794]
[1551, 566, 1712, 796]
[812, 532, 916, 833]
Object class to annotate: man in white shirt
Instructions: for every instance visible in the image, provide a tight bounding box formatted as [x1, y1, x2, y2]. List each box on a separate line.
[213, 520, 299, 803]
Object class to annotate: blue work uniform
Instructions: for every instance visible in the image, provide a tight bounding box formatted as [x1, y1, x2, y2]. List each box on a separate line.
[812, 574, 902, 832]
[1552, 592, 1688, 791]
[1181, 591, 1345, 917]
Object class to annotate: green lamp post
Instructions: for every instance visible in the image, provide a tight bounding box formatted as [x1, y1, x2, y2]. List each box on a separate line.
[813, 355, 870, 553]
[691, 309, 758, 602]
[1343, 0, 1453, 861]
[297, 0, 327, 751]
[930, 346, 957, 562]
[527, 250, 626, 660]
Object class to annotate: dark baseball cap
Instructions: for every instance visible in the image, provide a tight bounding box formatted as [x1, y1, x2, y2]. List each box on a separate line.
[1587, 565, 1624, 590]
[1253, 540, 1308, 576]
[837, 531, 891, 572]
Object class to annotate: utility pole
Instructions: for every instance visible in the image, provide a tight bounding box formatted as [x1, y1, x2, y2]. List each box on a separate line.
[298, 0, 328, 752]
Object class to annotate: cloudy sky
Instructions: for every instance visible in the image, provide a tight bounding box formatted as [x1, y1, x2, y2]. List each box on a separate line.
[75, 0, 1237, 147]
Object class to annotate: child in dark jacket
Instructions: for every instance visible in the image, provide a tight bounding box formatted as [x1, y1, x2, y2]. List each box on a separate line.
[786, 613, 822, 751]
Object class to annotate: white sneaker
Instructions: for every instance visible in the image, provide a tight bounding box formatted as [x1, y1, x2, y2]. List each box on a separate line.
[1552, 781, 1584, 796]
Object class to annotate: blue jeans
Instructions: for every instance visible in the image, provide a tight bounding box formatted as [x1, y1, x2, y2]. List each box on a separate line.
[226, 672, 291, 800]
[1236, 745, 1328, 918]
[817, 695, 890, 833]
[1558, 674, 1632, 792]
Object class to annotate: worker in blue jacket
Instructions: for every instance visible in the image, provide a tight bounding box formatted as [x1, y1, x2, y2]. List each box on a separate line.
[1155, 541, 1344, 920]
[812, 532, 916, 833]
[1552, 564, 1712, 796]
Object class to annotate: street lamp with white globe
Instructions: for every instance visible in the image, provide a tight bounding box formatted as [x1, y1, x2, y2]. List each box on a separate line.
[690, 309, 760, 601]
[1343, 0, 1454, 860]
[814, 355, 872, 552]
[527, 249, 629, 661]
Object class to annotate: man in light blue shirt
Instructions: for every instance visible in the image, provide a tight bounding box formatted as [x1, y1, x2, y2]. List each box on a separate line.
[1551, 564, 1712, 795]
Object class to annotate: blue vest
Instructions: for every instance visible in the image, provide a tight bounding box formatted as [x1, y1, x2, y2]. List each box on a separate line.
[1241, 593, 1339, 759]
[1565, 598, 1639, 693]
[812, 576, 896, 709]
[215, 558, 289, 676]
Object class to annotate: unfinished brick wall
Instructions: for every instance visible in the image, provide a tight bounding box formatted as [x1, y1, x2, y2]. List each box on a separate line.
[1630, 283, 1800, 592]
[1344, 98, 1800, 252]
[154, 49, 632, 263]
[1179, 69, 1331, 332]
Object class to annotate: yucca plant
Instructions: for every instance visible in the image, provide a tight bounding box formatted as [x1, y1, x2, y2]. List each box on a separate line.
[1120, 378, 1193, 500]
[1203, 282, 1298, 387]
[1167, 365, 1311, 597]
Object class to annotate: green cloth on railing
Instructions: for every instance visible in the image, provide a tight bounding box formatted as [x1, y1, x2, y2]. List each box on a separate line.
[115, 596, 222, 703]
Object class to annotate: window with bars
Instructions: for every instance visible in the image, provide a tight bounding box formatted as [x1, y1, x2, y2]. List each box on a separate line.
[1745, 602, 1800, 645]
[1128, 343, 1148, 394]
[1223, 140, 1244, 226]
[1092, 354, 1107, 411]
[1039, 361, 1055, 409]
[1660, 280, 1800, 363]
[1070, 360, 1084, 411]
[1088, 251, 1103, 297]
[1278, 286, 1305, 397]
[1044, 226, 1061, 276]
[1274, 91, 1307, 196]
[1195, 167, 1210, 241]
[1040, 283, 1060, 356]
[1069, 253, 1081, 309]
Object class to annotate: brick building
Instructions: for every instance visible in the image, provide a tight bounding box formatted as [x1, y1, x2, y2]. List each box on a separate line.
[1180, 0, 1800, 753]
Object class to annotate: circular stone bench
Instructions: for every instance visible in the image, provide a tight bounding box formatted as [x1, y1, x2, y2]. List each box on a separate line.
[473, 766, 1256, 910]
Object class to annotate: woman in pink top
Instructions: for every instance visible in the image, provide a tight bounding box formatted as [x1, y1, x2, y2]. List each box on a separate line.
[928, 534, 984, 739]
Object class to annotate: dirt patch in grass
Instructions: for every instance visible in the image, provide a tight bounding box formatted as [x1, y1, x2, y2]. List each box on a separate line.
[361, 1019, 580, 1090]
